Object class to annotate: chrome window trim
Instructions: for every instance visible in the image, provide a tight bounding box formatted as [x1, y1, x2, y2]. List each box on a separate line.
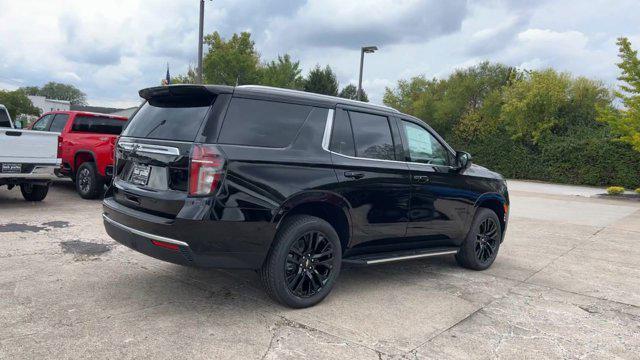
[321, 108, 457, 169]
[102, 214, 189, 247]
[117, 141, 180, 156]
[321, 109, 334, 151]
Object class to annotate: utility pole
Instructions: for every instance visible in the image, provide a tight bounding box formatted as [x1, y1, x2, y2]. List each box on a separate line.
[357, 46, 378, 101]
[197, 0, 205, 84]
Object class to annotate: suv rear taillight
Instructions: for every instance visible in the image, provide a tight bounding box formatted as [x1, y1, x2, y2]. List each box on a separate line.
[188, 144, 225, 196]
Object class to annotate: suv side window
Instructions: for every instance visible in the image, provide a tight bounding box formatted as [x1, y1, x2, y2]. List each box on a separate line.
[402, 120, 451, 166]
[218, 98, 312, 148]
[32, 114, 54, 131]
[49, 114, 69, 132]
[349, 111, 395, 161]
[329, 109, 355, 156]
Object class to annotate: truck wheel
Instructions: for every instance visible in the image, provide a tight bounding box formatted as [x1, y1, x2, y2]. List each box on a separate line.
[260, 215, 342, 308]
[456, 208, 502, 270]
[20, 184, 49, 202]
[76, 162, 104, 199]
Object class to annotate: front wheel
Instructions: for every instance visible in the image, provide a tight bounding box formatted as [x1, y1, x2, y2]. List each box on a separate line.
[456, 208, 502, 270]
[20, 183, 49, 201]
[260, 215, 342, 308]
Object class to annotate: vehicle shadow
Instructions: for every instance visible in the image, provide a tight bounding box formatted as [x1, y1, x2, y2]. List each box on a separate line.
[102, 254, 464, 313]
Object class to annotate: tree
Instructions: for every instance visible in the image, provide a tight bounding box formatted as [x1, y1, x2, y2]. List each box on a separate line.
[383, 62, 515, 139]
[502, 69, 610, 144]
[303, 65, 339, 96]
[172, 65, 198, 84]
[258, 54, 304, 90]
[0, 90, 41, 118]
[598, 37, 640, 151]
[202, 32, 261, 86]
[19, 82, 87, 105]
[339, 84, 369, 102]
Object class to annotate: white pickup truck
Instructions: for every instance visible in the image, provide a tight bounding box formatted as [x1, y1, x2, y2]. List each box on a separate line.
[0, 105, 61, 201]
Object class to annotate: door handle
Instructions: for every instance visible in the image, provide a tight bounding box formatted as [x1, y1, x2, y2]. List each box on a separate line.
[344, 171, 365, 179]
[5, 131, 22, 136]
[413, 175, 430, 183]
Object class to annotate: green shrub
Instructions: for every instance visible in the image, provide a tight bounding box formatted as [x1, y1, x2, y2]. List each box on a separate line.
[635, 188, 640, 194]
[606, 186, 625, 195]
[453, 127, 640, 189]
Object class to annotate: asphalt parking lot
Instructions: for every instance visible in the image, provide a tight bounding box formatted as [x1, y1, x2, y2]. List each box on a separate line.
[1, 180, 639, 359]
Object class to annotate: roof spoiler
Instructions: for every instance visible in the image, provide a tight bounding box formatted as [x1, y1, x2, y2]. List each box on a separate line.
[138, 85, 233, 100]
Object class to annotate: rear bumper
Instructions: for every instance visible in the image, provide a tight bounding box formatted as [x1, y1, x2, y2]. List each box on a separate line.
[0, 163, 60, 180]
[102, 197, 275, 269]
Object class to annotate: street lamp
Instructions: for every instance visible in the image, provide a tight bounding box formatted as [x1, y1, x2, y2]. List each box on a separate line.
[357, 45, 378, 101]
[196, 0, 212, 84]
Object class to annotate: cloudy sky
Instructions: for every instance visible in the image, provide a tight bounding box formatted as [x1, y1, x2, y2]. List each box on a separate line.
[1, 0, 639, 107]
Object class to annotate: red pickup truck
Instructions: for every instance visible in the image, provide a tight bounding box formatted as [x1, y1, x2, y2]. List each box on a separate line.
[30, 111, 128, 199]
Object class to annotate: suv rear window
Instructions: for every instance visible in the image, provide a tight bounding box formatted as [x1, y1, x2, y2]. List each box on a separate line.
[122, 97, 213, 141]
[73, 116, 124, 135]
[218, 98, 312, 148]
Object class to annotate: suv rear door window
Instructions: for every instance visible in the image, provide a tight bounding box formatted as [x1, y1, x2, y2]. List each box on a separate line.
[329, 109, 355, 156]
[218, 98, 312, 148]
[49, 114, 69, 132]
[349, 111, 395, 161]
[122, 97, 213, 141]
[73, 116, 124, 135]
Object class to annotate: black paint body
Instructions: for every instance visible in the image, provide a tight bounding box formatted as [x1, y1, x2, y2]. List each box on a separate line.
[103, 85, 509, 269]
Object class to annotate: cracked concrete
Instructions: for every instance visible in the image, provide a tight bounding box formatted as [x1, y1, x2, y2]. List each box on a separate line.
[1, 179, 639, 359]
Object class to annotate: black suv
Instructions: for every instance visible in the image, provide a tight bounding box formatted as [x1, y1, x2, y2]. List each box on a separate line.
[103, 85, 509, 308]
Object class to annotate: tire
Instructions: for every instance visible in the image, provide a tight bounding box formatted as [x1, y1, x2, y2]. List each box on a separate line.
[456, 208, 502, 270]
[260, 215, 342, 308]
[20, 183, 49, 201]
[75, 162, 104, 199]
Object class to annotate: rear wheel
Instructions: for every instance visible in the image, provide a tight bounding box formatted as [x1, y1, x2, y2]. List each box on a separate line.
[20, 183, 49, 201]
[260, 215, 342, 308]
[456, 208, 502, 270]
[76, 162, 104, 199]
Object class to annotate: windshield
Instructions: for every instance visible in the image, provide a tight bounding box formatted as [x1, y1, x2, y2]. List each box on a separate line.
[121, 97, 212, 141]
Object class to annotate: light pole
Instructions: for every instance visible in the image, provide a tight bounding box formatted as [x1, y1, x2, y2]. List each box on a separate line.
[196, 0, 206, 84]
[357, 45, 378, 101]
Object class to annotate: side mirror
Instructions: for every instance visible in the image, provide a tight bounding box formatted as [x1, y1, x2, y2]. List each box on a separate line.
[456, 151, 472, 171]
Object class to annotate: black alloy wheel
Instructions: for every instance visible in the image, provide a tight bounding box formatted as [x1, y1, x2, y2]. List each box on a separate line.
[260, 215, 342, 308]
[456, 208, 501, 270]
[474, 218, 498, 265]
[285, 230, 335, 298]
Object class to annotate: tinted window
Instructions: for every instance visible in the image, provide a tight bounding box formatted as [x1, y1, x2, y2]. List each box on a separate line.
[218, 98, 312, 148]
[402, 121, 451, 166]
[0, 109, 11, 128]
[72, 116, 124, 135]
[122, 97, 212, 141]
[32, 114, 54, 131]
[49, 114, 69, 132]
[330, 109, 355, 156]
[349, 111, 395, 160]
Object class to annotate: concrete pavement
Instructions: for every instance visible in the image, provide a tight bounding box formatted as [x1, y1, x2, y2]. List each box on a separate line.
[1, 180, 639, 359]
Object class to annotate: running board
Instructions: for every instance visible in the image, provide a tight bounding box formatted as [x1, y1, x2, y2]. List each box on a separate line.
[342, 247, 459, 266]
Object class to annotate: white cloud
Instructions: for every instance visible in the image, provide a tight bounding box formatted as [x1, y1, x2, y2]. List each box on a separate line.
[0, 0, 639, 107]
